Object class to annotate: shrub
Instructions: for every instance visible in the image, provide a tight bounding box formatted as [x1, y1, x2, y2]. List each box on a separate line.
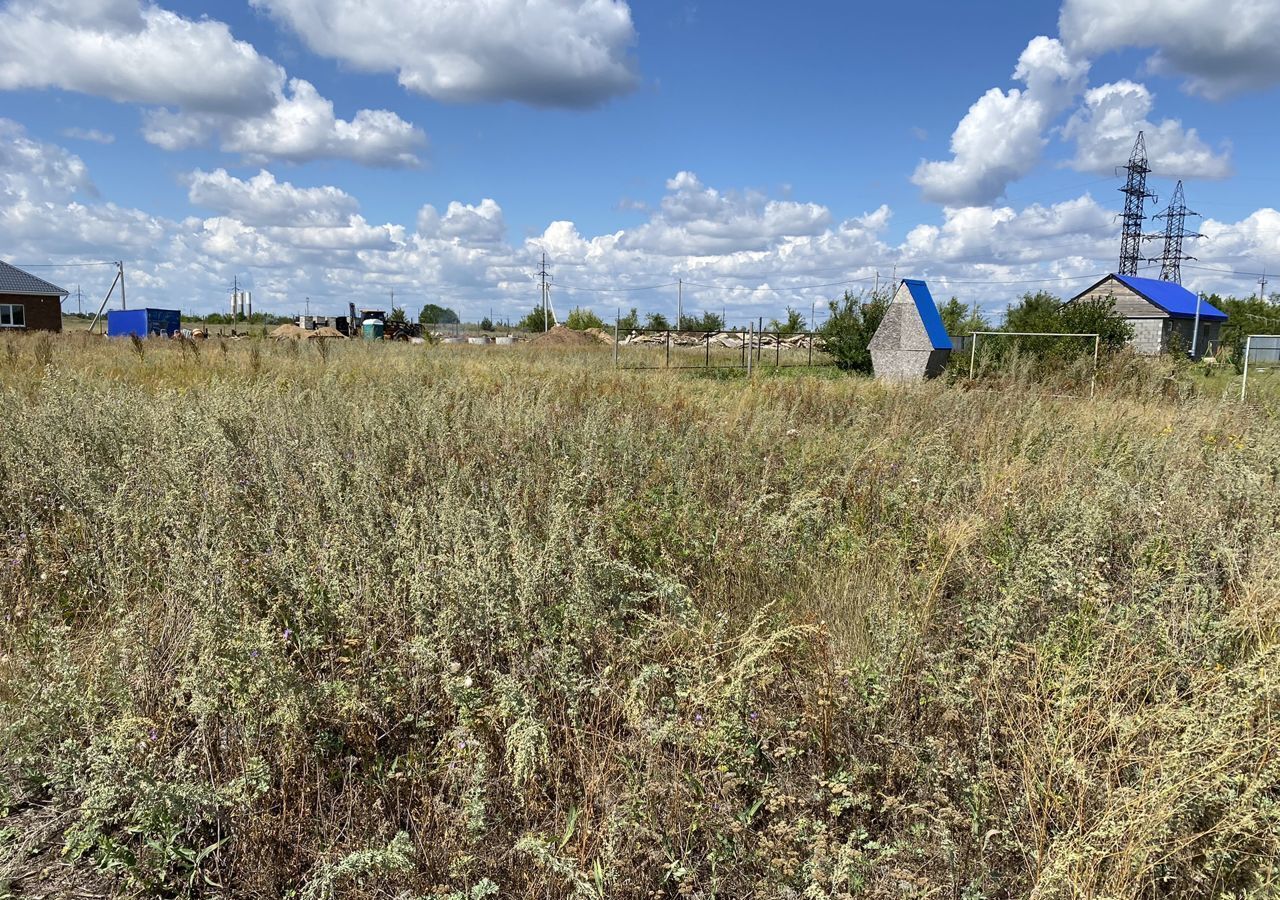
[564, 307, 605, 331]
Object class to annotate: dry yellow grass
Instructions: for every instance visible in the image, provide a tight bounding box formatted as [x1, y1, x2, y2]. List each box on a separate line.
[0, 332, 1277, 898]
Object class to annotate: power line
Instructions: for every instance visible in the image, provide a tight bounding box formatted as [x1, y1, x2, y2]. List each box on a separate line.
[11, 261, 117, 268]
[555, 280, 678, 293]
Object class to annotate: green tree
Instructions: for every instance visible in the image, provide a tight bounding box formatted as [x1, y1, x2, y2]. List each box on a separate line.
[565, 307, 606, 330]
[618, 308, 640, 331]
[679, 311, 726, 331]
[517, 304, 553, 332]
[1214, 293, 1280, 366]
[767, 308, 806, 335]
[939, 297, 991, 338]
[480, 317, 494, 332]
[388, 306, 408, 324]
[1058, 297, 1133, 349]
[419, 303, 460, 325]
[820, 290, 889, 372]
[643, 312, 671, 331]
[1003, 291, 1063, 333]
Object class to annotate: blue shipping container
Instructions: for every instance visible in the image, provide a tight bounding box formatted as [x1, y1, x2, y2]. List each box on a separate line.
[107, 308, 182, 338]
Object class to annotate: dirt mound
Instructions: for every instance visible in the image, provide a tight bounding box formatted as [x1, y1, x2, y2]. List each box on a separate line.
[585, 327, 615, 345]
[306, 326, 346, 339]
[270, 323, 306, 339]
[530, 325, 602, 348]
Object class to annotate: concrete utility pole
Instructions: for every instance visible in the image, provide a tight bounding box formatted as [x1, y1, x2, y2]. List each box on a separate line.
[118, 261, 125, 310]
[677, 278, 683, 330]
[537, 252, 552, 331]
[1260, 271, 1269, 302]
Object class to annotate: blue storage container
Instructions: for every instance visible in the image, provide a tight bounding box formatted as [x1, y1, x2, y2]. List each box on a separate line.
[107, 308, 182, 338]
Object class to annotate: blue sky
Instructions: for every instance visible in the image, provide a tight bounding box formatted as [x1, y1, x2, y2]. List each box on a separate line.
[2, 0, 1279, 322]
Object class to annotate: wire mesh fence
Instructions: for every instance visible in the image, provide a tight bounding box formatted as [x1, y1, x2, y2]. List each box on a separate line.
[613, 328, 837, 371]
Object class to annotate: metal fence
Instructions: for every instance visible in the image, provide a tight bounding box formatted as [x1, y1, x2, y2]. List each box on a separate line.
[1240, 335, 1280, 400]
[613, 327, 835, 371]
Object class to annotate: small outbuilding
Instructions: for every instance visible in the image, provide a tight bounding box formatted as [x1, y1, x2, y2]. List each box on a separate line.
[107, 308, 182, 338]
[869, 279, 953, 380]
[0, 260, 67, 333]
[1066, 274, 1226, 357]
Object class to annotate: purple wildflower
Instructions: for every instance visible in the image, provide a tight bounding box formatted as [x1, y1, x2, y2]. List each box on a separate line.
[282, 627, 293, 641]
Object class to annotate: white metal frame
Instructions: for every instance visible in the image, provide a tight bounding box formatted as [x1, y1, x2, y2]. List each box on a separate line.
[1239, 334, 1280, 401]
[0, 303, 26, 328]
[968, 331, 1101, 399]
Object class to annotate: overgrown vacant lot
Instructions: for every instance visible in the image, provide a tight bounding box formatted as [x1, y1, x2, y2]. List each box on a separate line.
[1, 335, 1278, 899]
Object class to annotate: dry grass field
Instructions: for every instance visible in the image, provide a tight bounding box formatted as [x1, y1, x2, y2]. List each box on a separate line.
[1, 332, 1278, 898]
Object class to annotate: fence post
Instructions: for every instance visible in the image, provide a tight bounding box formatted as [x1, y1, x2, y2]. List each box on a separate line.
[969, 333, 978, 381]
[808, 332, 813, 367]
[665, 329, 671, 369]
[1242, 335, 1252, 401]
[613, 311, 619, 369]
[746, 322, 753, 377]
[1090, 333, 1099, 400]
[776, 332, 780, 368]
[705, 331, 710, 368]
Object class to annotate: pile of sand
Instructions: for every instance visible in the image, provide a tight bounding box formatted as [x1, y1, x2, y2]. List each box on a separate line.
[306, 326, 346, 339]
[270, 323, 306, 339]
[529, 325, 602, 348]
[584, 327, 615, 345]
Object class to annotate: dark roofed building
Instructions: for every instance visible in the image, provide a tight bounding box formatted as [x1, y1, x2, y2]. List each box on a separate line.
[869, 279, 953, 380]
[1067, 273, 1226, 358]
[0, 260, 67, 333]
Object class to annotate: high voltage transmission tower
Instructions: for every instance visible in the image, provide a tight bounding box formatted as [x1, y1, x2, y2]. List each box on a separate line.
[1149, 180, 1201, 284]
[1117, 131, 1157, 276]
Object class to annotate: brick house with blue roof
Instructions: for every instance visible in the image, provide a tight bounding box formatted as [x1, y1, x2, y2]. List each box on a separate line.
[869, 279, 953, 380]
[1067, 274, 1226, 358]
[0, 260, 67, 332]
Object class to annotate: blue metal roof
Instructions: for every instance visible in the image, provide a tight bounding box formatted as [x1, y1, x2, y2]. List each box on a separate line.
[1113, 274, 1227, 322]
[902, 279, 953, 350]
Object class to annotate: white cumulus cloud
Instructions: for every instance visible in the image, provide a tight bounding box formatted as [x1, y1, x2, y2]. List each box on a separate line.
[0, 0, 426, 167]
[0, 0, 282, 114]
[187, 169, 360, 227]
[1061, 80, 1232, 178]
[913, 37, 1089, 207]
[1060, 0, 1280, 99]
[252, 0, 638, 107]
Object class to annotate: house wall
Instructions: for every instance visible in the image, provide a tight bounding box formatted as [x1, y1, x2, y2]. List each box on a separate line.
[0, 294, 62, 332]
[1072, 279, 1169, 320]
[1128, 318, 1165, 355]
[1165, 318, 1221, 358]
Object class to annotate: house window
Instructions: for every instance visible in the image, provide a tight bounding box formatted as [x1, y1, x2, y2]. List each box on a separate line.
[0, 304, 25, 328]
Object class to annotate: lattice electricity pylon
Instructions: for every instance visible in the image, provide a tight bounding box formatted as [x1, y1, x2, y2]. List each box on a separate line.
[1116, 131, 1157, 276]
[1148, 180, 1202, 284]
